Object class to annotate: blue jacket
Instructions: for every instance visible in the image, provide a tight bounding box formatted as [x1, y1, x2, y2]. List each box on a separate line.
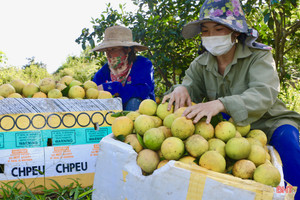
[93, 56, 155, 106]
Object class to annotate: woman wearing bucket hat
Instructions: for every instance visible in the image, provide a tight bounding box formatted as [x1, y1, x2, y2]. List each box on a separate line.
[163, 0, 300, 197]
[92, 25, 155, 111]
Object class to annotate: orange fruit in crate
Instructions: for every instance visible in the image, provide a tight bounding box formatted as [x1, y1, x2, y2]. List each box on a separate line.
[111, 116, 133, 137]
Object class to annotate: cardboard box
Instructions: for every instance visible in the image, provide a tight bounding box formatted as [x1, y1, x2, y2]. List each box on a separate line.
[92, 134, 295, 200]
[0, 98, 122, 188]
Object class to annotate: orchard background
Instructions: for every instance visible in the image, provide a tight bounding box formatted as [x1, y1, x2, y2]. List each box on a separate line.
[1, 0, 299, 112]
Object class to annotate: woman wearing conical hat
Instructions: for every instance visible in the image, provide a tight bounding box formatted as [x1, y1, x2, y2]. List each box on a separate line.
[162, 0, 300, 196]
[92, 25, 155, 111]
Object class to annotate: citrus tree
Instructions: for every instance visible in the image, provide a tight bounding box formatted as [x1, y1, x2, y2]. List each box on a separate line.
[243, 0, 300, 82]
[53, 47, 105, 83]
[75, 1, 203, 98]
[76, 0, 299, 97]
[0, 57, 51, 85]
[0, 51, 7, 65]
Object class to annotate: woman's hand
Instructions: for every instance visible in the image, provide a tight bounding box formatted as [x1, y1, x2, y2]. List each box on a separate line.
[183, 100, 226, 124]
[97, 85, 104, 91]
[162, 86, 192, 111]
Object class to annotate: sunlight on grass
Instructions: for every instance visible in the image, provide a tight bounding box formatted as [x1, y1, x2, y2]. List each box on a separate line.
[0, 179, 94, 200]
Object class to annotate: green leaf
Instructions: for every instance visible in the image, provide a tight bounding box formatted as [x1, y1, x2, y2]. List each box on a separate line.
[210, 113, 225, 128]
[116, 135, 126, 142]
[264, 12, 271, 23]
[160, 157, 166, 161]
[74, 186, 79, 199]
[267, 17, 274, 30]
[194, 156, 200, 165]
[136, 133, 147, 149]
[182, 149, 189, 157]
[49, 179, 63, 191]
[78, 189, 96, 198]
[111, 111, 130, 117]
[61, 84, 71, 97]
[34, 169, 44, 175]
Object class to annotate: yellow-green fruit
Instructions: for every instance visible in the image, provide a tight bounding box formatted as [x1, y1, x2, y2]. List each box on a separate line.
[126, 111, 141, 121]
[225, 137, 251, 160]
[253, 163, 281, 187]
[111, 116, 133, 137]
[156, 102, 174, 120]
[266, 152, 271, 161]
[0, 96, 4, 100]
[0, 84, 16, 97]
[39, 78, 56, 94]
[136, 149, 160, 174]
[157, 160, 169, 169]
[185, 134, 208, 157]
[232, 159, 256, 179]
[163, 113, 176, 128]
[246, 137, 263, 147]
[22, 83, 39, 97]
[98, 91, 113, 99]
[161, 137, 185, 160]
[194, 121, 214, 140]
[150, 116, 163, 127]
[85, 88, 99, 99]
[10, 79, 25, 94]
[175, 68, 182, 76]
[69, 80, 82, 88]
[48, 89, 63, 99]
[171, 116, 195, 140]
[199, 151, 226, 173]
[248, 144, 267, 166]
[208, 138, 226, 157]
[124, 134, 143, 153]
[173, 107, 187, 118]
[247, 129, 268, 146]
[236, 124, 251, 136]
[158, 126, 172, 138]
[60, 75, 73, 85]
[7, 93, 22, 98]
[83, 80, 98, 90]
[68, 85, 85, 99]
[32, 92, 47, 98]
[138, 99, 157, 116]
[179, 156, 198, 166]
[215, 121, 236, 142]
[143, 128, 165, 151]
[229, 118, 251, 136]
[56, 83, 67, 91]
[235, 131, 242, 137]
[134, 115, 156, 136]
[228, 118, 234, 123]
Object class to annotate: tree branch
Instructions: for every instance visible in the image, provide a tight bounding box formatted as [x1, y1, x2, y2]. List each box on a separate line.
[147, 50, 172, 88]
[286, 21, 300, 37]
[284, 40, 300, 54]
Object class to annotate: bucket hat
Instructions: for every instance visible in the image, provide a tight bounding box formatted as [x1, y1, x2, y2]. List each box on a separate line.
[181, 0, 272, 50]
[182, 0, 248, 39]
[92, 25, 148, 52]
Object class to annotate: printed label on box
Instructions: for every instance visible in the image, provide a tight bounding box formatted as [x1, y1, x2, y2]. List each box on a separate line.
[52, 130, 76, 145]
[0, 127, 111, 150]
[0, 144, 100, 180]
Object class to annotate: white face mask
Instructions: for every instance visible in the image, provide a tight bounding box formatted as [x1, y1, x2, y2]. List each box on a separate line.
[202, 32, 235, 56]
